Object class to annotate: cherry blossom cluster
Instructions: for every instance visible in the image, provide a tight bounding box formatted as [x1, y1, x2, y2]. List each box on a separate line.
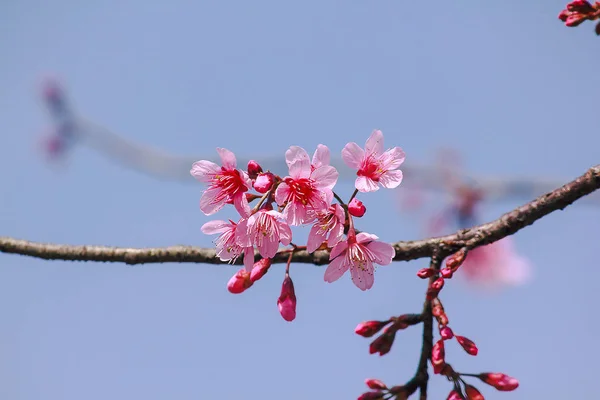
[355, 249, 519, 399]
[559, 0, 600, 34]
[191, 130, 404, 321]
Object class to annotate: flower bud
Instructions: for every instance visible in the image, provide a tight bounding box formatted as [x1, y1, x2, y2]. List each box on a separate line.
[250, 258, 272, 282]
[558, 9, 570, 21]
[440, 326, 454, 340]
[567, 0, 594, 13]
[227, 269, 253, 294]
[348, 198, 367, 217]
[365, 379, 387, 390]
[437, 312, 449, 326]
[446, 248, 467, 270]
[277, 274, 297, 322]
[456, 335, 478, 356]
[247, 160, 263, 179]
[355, 320, 390, 338]
[369, 332, 395, 356]
[440, 267, 454, 279]
[431, 277, 445, 291]
[254, 172, 275, 193]
[417, 268, 435, 279]
[357, 391, 385, 400]
[478, 373, 519, 391]
[465, 384, 484, 400]
[446, 391, 462, 400]
[430, 339, 445, 374]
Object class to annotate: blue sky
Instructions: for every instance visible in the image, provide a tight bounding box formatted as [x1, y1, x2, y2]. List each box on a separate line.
[1, 1, 599, 399]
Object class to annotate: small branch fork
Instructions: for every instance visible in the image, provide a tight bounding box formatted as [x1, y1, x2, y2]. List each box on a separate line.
[1, 165, 599, 265]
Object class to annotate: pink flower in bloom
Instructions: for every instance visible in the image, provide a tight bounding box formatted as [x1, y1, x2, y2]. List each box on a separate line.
[201, 219, 254, 270]
[306, 204, 345, 253]
[190, 148, 252, 216]
[324, 230, 395, 291]
[237, 210, 292, 261]
[342, 130, 405, 193]
[458, 237, 532, 289]
[275, 145, 339, 225]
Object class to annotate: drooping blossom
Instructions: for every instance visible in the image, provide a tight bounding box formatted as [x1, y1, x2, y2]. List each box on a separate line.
[275, 145, 339, 225]
[324, 230, 395, 291]
[227, 268, 253, 294]
[190, 148, 252, 216]
[342, 130, 405, 193]
[277, 274, 297, 321]
[306, 203, 345, 253]
[237, 209, 292, 260]
[457, 237, 531, 289]
[201, 219, 254, 270]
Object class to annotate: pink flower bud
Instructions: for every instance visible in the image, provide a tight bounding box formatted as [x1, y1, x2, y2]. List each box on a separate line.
[250, 258, 272, 282]
[567, 0, 594, 13]
[369, 332, 395, 356]
[440, 326, 454, 340]
[558, 9, 570, 21]
[357, 391, 385, 400]
[227, 269, 253, 294]
[478, 373, 519, 391]
[456, 335, 478, 356]
[565, 14, 586, 26]
[430, 339, 445, 374]
[440, 267, 454, 279]
[254, 172, 275, 193]
[348, 198, 366, 217]
[437, 312, 449, 326]
[417, 268, 435, 279]
[277, 274, 297, 322]
[446, 391, 462, 400]
[355, 320, 390, 337]
[431, 277, 445, 291]
[446, 248, 467, 270]
[247, 160, 263, 179]
[465, 384, 484, 400]
[365, 379, 387, 390]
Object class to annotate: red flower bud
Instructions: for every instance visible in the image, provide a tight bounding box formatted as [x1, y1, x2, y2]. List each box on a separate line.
[357, 391, 385, 400]
[565, 14, 587, 26]
[417, 268, 435, 279]
[558, 9, 570, 21]
[355, 320, 390, 338]
[348, 198, 367, 217]
[440, 267, 454, 278]
[446, 391, 462, 400]
[277, 274, 297, 322]
[227, 269, 253, 294]
[250, 258, 272, 282]
[247, 160, 263, 179]
[440, 326, 454, 340]
[369, 332, 395, 356]
[478, 373, 519, 391]
[567, 0, 594, 13]
[456, 335, 478, 356]
[431, 277, 445, 291]
[254, 172, 275, 193]
[465, 384, 485, 400]
[365, 379, 387, 390]
[430, 339, 445, 374]
[446, 248, 467, 270]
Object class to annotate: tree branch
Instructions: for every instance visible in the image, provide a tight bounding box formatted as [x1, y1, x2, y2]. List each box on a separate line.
[1, 165, 599, 265]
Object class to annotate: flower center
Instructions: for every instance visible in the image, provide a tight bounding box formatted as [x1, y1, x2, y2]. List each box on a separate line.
[285, 177, 316, 205]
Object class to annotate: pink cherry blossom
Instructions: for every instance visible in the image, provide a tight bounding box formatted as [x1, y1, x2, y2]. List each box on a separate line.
[306, 204, 345, 253]
[342, 130, 405, 193]
[458, 237, 532, 288]
[201, 219, 254, 271]
[275, 145, 339, 225]
[190, 148, 252, 216]
[237, 209, 293, 260]
[324, 230, 396, 291]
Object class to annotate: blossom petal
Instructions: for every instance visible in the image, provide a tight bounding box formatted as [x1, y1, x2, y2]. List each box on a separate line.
[190, 160, 220, 182]
[312, 144, 330, 168]
[306, 223, 327, 253]
[379, 170, 403, 189]
[243, 247, 254, 272]
[365, 130, 384, 156]
[278, 220, 293, 246]
[356, 232, 380, 244]
[235, 218, 252, 247]
[259, 235, 279, 258]
[328, 222, 345, 248]
[366, 240, 395, 266]
[233, 192, 251, 217]
[341, 142, 364, 169]
[199, 186, 227, 215]
[274, 182, 291, 206]
[312, 165, 339, 190]
[324, 256, 349, 283]
[286, 146, 311, 179]
[350, 260, 374, 291]
[201, 220, 231, 235]
[355, 176, 379, 193]
[216, 147, 237, 169]
[379, 147, 406, 171]
[330, 240, 349, 260]
[283, 200, 307, 226]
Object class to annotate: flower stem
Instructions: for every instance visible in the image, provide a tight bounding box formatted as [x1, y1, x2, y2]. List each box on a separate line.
[348, 188, 359, 204]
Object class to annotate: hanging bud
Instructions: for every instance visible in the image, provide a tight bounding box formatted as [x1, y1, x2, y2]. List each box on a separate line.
[446, 248, 467, 270]
[348, 198, 367, 217]
[250, 258, 272, 282]
[365, 379, 387, 390]
[440, 325, 454, 340]
[430, 339, 445, 374]
[277, 274, 297, 322]
[369, 331, 395, 356]
[227, 269, 253, 294]
[456, 335, 478, 356]
[357, 391, 385, 400]
[446, 391, 463, 400]
[355, 320, 391, 338]
[247, 160, 263, 179]
[437, 312, 449, 326]
[431, 277, 445, 291]
[254, 172, 275, 193]
[478, 373, 519, 391]
[417, 268, 435, 279]
[440, 267, 454, 279]
[465, 384, 485, 400]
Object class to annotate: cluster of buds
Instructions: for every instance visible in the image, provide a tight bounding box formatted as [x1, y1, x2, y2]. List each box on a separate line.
[558, 1, 600, 34]
[192, 130, 405, 321]
[355, 315, 421, 356]
[418, 248, 467, 301]
[358, 379, 408, 400]
[441, 364, 519, 399]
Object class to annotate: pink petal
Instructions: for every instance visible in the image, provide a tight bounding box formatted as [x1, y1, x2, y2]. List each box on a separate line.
[274, 182, 291, 206]
[285, 146, 311, 178]
[312, 144, 330, 168]
[243, 247, 255, 271]
[199, 186, 227, 215]
[235, 218, 252, 247]
[216, 147, 237, 169]
[366, 241, 395, 266]
[311, 165, 339, 190]
[233, 191, 251, 217]
[356, 232, 380, 243]
[306, 223, 327, 253]
[283, 200, 308, 226]
[364, 129, 384, 156]
[350, 260, 374, 291]
[324, 256, 349, 283]
[327, 222, 344, 248]
[278, 220, 293, 246]
[259, 235, 279, 258]
[190, 160, 220, 182]
[201, 220, 231, 235]
[333, 204, 346, 223]
[379, 147, 406, 170]
[341, 142, 365, 169]
[379, 170, 404, 189]
[355, 176, 379, 193]
[329, 240, 349, 260]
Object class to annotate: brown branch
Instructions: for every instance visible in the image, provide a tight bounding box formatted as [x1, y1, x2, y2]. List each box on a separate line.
[1, 165, 599, 265]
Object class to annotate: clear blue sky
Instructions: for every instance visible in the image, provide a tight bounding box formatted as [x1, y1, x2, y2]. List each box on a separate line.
[1, 1, 599, 399]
